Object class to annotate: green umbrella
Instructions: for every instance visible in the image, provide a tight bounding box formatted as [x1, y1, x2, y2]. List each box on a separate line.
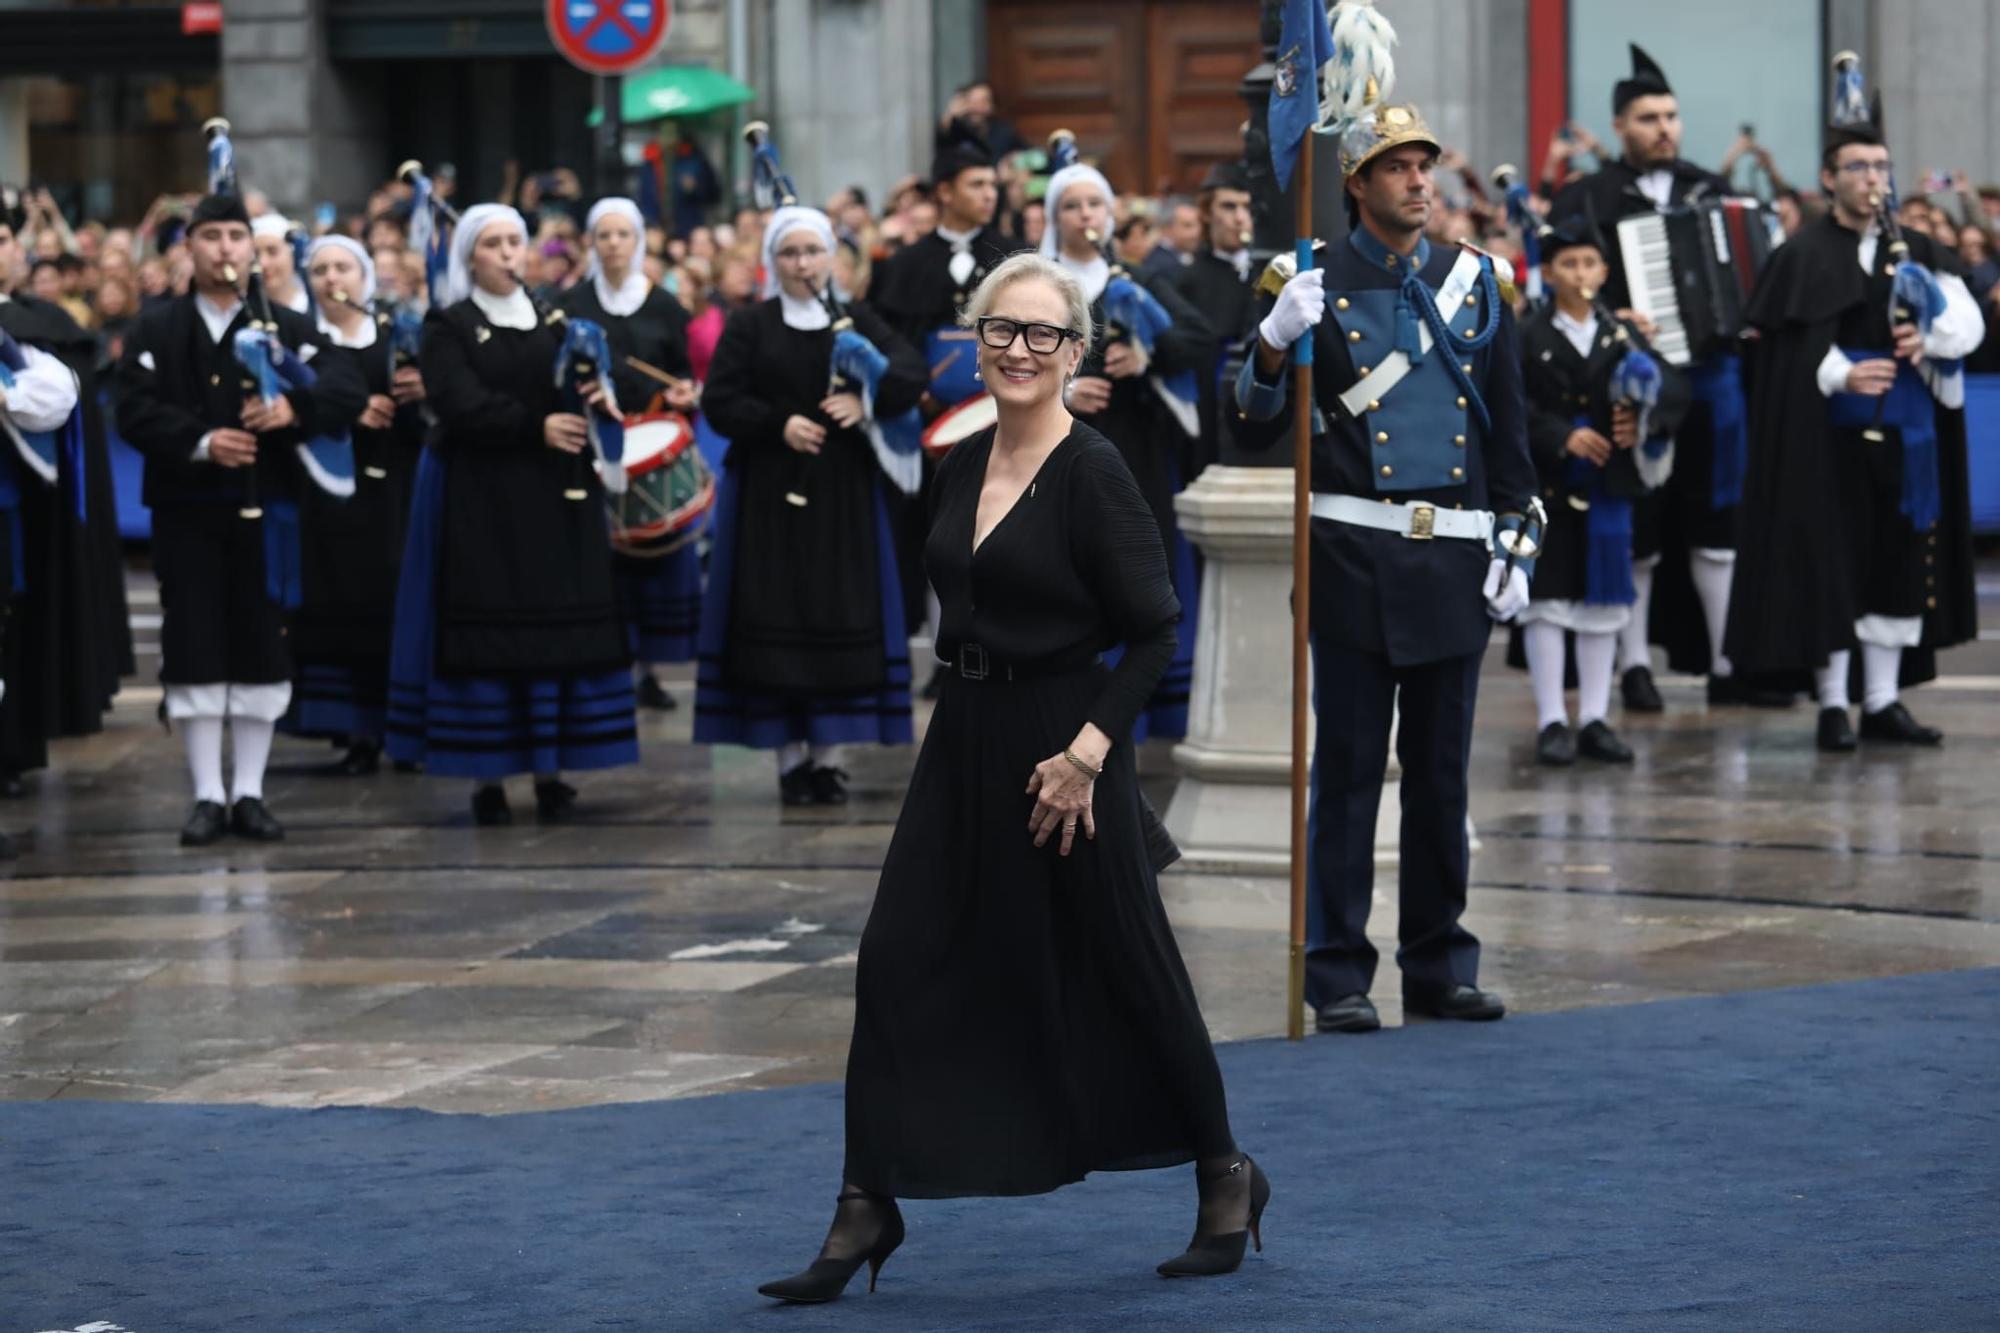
[586, 66, 755, 127]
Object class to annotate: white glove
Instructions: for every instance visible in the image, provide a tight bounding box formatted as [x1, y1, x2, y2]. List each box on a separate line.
[1257, 267, 1326, 352]
[1482, 557, 1530, 623]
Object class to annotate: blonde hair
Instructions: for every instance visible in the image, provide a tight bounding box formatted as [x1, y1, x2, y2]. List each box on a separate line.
[958, 252, 1094, 346]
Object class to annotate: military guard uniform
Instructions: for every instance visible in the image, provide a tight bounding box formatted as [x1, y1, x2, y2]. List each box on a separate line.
[1234, 98, 1537, 1033]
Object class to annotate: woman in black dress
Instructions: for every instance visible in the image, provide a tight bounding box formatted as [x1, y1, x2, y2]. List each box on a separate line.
[691, 205, 926, 803]
[561, 197, 703, 711]
[758, 254, 1266, 1304]
[287, 235, 425, 773]
[384, 204, 637, 824]
[1039, 163, 1211, 742]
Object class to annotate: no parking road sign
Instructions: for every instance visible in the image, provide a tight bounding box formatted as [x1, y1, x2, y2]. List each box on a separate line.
[546, 0, 673, 75]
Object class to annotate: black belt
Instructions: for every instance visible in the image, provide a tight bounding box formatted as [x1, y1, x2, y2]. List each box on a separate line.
[940, 643, 1098, 682]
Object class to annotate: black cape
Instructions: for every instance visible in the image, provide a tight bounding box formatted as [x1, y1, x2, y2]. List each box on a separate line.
[0, 295, 130, 774]
[1723, 215, 1977, 688]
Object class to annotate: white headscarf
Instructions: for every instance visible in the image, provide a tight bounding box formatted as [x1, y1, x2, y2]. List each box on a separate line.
[305, 234, 376, 305]
[585, 197, 646, 277]
[760, 205, 837, 300]
[585, 196, 651, 315]
[443, 203, 528, 309]
[251, 214, 295, 241]
[1038, 164, 1116, 260]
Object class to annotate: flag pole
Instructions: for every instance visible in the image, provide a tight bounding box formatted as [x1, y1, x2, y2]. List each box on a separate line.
[1286, 135, 1315, 1042]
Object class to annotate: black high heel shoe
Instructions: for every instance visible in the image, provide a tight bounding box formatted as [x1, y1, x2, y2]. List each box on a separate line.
[757, 1188, 905, 1304]
[1156, 1154, 1270, 1278]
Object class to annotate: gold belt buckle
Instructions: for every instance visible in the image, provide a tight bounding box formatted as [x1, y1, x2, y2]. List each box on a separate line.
[1407, 502, 1436, 540]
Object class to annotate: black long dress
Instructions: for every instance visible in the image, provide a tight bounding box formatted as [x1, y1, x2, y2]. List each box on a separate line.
[290, 318, 423, 739]
[558, 279, 702, 664]
[843, 422, 1234, 1199]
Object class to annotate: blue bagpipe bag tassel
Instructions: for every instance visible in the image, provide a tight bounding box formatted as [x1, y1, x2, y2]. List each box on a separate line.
[231, 327, 355, 499]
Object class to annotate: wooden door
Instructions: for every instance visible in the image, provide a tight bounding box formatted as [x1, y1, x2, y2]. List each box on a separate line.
[987, 0, 1260, 198]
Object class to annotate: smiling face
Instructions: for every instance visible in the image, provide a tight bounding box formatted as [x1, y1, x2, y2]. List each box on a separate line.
[977, 274, 1084, 413]
[1056, 182, 1110, 258]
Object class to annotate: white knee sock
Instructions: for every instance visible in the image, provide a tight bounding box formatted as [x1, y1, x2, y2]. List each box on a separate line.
[778, 741, 810, 774]
[1620, 555, 1660, 673]
[1690, 548, 1736, 677]
[229, 717, 276, 803]
[1862, 643, 1902, 714]
[1575, 631, 1618, 727]
[183, 716, 227, 805]
[1816, 649, 1853, 710]
[1523, 621, 1570, 730]
[809, 743, 848, 771]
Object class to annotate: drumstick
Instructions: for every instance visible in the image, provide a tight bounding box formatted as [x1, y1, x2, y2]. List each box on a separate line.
[624, 355, 698, 400]
[930, 347, 964, 381]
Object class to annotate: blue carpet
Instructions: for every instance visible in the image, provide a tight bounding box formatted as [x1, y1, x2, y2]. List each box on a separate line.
[5, 969, 1997, 1332]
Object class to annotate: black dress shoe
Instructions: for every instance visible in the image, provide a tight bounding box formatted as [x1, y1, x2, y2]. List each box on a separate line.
[180, 800, 229, 846]
[810, 765, 850, 805]
[324, 740, 381, 777]
[1536, 721, 1576, 767]
[636, 675, 678, 711]
[1816, 706, 1858, 753]
[229, 797, 285, 842]
[1620, 665, 1664, 713]
[1404, 983, 1506, 1022]
[472, 784, 512, 826]
[534, 778, 579, 822]
[1314, 993, 1381, 1034]
[780, 762, 816, 806]
[1859, 701, 1943, 746]
[1576, 719, 1634, 764]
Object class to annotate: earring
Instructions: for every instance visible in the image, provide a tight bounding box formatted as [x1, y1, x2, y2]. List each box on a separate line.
[974, 366, 982, 381]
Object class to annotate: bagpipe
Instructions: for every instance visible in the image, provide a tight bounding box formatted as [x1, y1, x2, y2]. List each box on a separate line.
[744, 120, 924, 503]
[1047, 129, 1200, 438]
[0, 328, 87, 521]
[1491, 164, 1543, 304]
[203, 117, 355, 513]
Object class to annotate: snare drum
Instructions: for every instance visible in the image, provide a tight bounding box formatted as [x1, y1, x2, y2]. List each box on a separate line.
[924, 326, 984, 407]
[919, 392, 997, 460]
[606, 412, 716, 556]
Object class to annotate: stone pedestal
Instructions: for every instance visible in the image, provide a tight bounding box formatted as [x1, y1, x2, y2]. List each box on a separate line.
[1163, 466, 1468, 873]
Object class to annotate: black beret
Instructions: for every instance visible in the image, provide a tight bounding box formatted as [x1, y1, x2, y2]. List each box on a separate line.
[189, 193, 251, 230]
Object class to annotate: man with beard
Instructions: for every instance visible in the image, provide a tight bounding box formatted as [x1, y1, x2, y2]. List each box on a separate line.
[1551, 45, 1764, 710]
[1724, 100, 1983, 750]
[0, 198, 130, 799]
[1235, 101, 1535, 1035]
[1175, 161, 1259, 482]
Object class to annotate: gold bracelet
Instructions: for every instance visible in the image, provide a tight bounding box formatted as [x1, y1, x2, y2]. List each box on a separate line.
[1063, 747, 1103, 779]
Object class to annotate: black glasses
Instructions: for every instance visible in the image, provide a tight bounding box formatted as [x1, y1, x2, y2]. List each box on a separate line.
[976, 317, 1080, 354]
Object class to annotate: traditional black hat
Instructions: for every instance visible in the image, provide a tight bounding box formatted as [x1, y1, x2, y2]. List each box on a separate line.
[1198, 160, 1253, 195]
[189, 193, 251, 230]
[930, 122, 995, 188]
[1825, 85, 1886, 160]
[1613, 44, 1673, 116]
[1540, 217, 1604, 262]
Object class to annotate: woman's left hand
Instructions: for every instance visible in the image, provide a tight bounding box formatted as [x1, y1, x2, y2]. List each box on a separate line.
[821, 392, 865, 428]
[1103, 342, 1148, 380]
[581, 379, 624, 421]
[1026, 726, 1112, 857]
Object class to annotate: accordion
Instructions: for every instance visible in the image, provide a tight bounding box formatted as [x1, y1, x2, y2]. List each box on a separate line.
[1615, 199, 1783, 365]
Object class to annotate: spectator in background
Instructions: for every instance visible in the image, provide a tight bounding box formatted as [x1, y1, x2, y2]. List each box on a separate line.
[1148, 199, 1202, 277]
[93, 273, 137, 368]
[1115, 213, 1156, 271]
[371, 245, 407, 304]
[679, 255, 723, 382]
[716, 251, 759, 314]
[1020, 199, 1046, 252]
[936, 80, 1023, 159]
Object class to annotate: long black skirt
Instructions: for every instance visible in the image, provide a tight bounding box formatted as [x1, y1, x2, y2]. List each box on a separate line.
[843, 662, 1234, 1199]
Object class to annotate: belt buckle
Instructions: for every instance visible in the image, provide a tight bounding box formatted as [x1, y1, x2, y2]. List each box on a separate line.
[1407, 503, 1436, 541]
[959, 643, 989, 681]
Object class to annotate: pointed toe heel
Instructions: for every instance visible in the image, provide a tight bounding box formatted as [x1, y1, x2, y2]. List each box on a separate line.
[1156, 1155, 1270, 1278]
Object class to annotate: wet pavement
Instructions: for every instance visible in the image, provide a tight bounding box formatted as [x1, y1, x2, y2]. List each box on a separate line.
[3, 563, 1997, 1113]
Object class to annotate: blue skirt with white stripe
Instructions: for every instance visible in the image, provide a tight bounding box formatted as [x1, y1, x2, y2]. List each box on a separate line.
[384, 449, 638, 779]
[691, 465, 913, 751]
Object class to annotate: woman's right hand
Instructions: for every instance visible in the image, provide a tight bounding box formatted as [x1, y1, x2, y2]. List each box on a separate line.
[783, 414, 826, 455]
[359, 393, 397, 431]
[1065, 375, 1113, 415]
[1564, 426, 1612, 465]
[544, 412, 588, 453]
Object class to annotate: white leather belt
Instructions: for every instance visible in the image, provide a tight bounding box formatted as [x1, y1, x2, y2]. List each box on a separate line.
[1310, 493, 1495, 545]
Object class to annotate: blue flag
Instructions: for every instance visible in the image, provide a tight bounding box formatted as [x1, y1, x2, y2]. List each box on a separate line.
[1269, 0, 1334, 191]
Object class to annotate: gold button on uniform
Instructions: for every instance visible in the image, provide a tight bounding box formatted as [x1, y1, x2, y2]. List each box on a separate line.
[1464, 294, 1476, 307]
[1456, 396, 1466, 409]
[1358, 364, 1372, 375]
[1367, 399, 1382, 412]
[1376, 431, 1389, 443]
[1336, 298, 1350, 311]
[1927, 596, 1937, 608]
[1349, 330, 1362, 343]
[1461, 362, 1473, 373]
[1450, 466, 1464, 480]
[1380, 465, 1394, 477]
[210, 374, 221, 386]
[1454, 434, 1465, 445]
